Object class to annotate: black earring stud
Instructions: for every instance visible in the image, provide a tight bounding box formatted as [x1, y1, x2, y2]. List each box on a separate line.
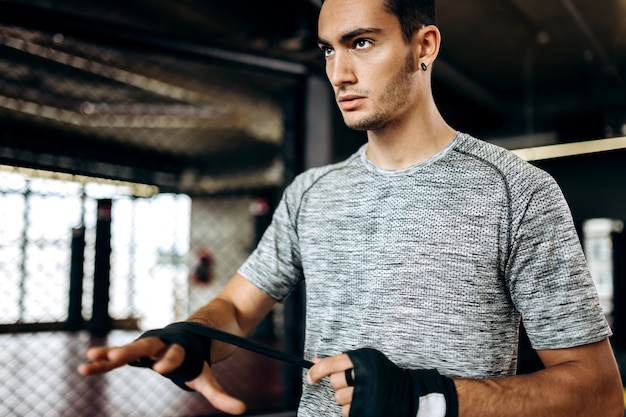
[421, 62, 428, 71]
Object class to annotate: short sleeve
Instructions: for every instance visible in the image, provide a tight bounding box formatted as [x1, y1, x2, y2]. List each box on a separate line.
[506, 177, 611, 350]
[238, 184, 304, 302]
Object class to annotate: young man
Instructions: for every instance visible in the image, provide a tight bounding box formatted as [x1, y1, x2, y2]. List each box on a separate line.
[79, 0, 624, 416]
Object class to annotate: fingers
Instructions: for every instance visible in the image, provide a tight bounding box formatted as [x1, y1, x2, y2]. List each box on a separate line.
[307, 353, 354, 385]
[334, 385, 354, 405]
[187, 363, 247, 415]
[107, 337, 168, 366]
[79, 339, 247, 415]
[151, 343, 186, 375]
[78, 344, 148, 376]
[78, 354, 122, 375]
[329, 368, 351, 390]
[307, 353, 355, 417]
[78, 337, 175, 376]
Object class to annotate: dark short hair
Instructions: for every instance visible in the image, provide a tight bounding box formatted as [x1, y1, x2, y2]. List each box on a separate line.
[321, 0, 437, 44]
[385, 0, 437, 43]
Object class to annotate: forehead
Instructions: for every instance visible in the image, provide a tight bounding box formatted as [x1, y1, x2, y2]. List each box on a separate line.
[318, 0, 400, 41]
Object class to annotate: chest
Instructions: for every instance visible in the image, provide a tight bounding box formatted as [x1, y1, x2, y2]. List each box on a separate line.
[297, 174, 508, 269]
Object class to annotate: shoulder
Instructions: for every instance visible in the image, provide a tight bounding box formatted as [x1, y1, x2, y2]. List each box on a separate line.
[286, 145, 364, 197]
[451, 132, 557, 194]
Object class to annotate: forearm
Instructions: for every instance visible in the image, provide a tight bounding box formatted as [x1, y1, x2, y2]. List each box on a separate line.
[455, 360, 623, 417]
[186, 298, 242, 362]
[186, 273, 276, 363]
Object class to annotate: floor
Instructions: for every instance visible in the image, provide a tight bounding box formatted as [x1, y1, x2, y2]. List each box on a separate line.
[0, 330, 295, 417]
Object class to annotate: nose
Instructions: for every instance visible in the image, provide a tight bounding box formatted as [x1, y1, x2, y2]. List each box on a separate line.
[326, 52, 357, 87]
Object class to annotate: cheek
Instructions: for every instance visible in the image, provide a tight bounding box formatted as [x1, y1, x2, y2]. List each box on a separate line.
[361, 51, 410, 87]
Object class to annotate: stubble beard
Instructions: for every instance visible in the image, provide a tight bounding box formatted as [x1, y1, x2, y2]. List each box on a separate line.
[343, 51, 416, 132]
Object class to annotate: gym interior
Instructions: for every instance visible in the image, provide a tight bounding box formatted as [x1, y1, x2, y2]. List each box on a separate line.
[1, 0, 626, 416]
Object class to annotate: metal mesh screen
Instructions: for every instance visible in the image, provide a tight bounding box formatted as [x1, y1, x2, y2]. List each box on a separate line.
[0, 14, 302, 417]
[0, 169, 192, 327]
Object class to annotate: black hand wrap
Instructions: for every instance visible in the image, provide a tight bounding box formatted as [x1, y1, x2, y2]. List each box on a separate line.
[345, 348, 458, 417]
[129, 322, 212, 391]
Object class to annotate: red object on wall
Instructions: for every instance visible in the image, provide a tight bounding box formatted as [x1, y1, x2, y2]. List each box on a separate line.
[191, 247, 215, 285]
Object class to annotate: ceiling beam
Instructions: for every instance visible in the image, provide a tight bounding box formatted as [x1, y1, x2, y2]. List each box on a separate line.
[0, 1, 309, 75]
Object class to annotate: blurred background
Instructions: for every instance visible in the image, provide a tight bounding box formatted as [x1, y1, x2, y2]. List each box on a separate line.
[0, 0, 625, 416]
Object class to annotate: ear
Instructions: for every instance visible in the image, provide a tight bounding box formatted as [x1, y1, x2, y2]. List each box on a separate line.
[412, 25, 441, 68]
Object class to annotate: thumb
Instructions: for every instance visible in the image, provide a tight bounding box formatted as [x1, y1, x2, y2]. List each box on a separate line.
[187, 363, 247, 415]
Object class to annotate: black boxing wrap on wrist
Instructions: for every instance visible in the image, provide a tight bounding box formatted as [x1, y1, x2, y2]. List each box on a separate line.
[129, 322, 212, 391]
[346, 348, 458, 417]
[128, 322, 314, 392]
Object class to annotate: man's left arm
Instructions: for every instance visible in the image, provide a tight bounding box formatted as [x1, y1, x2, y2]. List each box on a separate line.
[455, 338, 623, 417]
[308, 338, 624, 417]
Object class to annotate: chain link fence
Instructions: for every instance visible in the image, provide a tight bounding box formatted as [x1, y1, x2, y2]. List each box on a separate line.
[0, 171, 193, 328]
[0, 12, 305, 417]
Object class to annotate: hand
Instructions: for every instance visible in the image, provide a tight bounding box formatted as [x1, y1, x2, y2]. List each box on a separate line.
[77, 336, 246, 415]
[307, 348, 458, 417]
[78, 335, 182, 376]
[306, 353, 356, 417]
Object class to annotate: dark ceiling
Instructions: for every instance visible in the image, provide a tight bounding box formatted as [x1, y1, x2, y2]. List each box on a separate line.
[0, 0, 625, 194]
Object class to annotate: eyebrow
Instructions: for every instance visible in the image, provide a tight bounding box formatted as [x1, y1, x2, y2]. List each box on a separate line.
[317, 27, 383, 47]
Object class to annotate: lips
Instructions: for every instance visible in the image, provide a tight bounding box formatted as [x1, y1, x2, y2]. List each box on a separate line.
[337, 94, 366, 111]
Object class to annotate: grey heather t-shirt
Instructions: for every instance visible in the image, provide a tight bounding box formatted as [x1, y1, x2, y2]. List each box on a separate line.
[238, 132, 610, 416]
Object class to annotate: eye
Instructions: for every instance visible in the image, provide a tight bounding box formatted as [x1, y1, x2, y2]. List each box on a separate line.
[319, 45, 334, 58]
[354, 39, 372, 50]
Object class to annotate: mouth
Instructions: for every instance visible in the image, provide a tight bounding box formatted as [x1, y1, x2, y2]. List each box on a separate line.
[337, 94, 366, 111]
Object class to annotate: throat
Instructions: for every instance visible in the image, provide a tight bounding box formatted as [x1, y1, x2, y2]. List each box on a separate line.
[365, 129, 456, 170]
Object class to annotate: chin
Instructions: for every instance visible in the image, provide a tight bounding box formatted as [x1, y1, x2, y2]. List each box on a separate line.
[344, 116, 388, 132]
[341, 113, 373, 131]
[344, 122, 369, 132]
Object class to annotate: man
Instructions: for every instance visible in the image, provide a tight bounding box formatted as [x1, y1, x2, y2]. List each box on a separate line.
[79, 0, 625, 416]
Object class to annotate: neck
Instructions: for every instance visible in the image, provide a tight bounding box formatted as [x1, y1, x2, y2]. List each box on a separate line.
[365, 102, 456, 170]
